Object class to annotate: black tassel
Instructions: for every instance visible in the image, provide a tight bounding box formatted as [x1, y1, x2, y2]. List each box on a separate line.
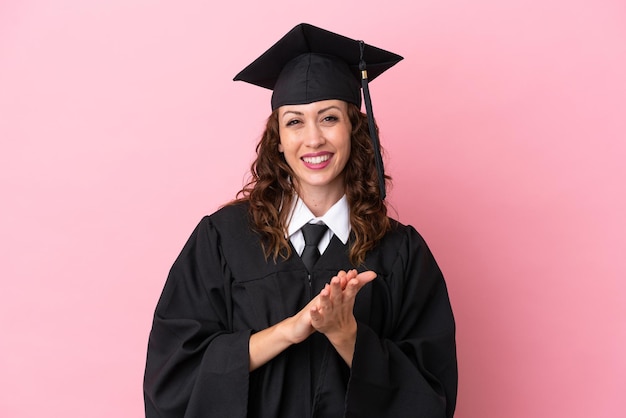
[359, 41, 386, 200]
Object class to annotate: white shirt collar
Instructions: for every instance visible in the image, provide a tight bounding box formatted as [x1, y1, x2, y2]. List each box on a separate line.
[287, 194, 351, 252]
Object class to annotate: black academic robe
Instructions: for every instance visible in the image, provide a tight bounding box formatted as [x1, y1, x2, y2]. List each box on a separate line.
[144, 202, 457, 418]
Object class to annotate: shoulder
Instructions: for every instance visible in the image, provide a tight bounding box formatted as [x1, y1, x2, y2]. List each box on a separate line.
[208, 201, 250, 226]
[204, 199, 262, 245]
[384, 218, 428, 248]
[195, 200, 268, 273]
[183, 202, 253, 248]
[200, 202, 250, 231]
[364, 217, 437, 271]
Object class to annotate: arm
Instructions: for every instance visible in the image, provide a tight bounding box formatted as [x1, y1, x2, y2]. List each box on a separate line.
[251, 269, 375, 370]
[344, 228, 458, 418]
[248, 296, 317, 371]
[144, 218, 250, 418]
[145, 216, 354, 416]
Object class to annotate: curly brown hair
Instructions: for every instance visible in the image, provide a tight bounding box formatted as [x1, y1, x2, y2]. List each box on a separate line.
[233, 103, 391, 266]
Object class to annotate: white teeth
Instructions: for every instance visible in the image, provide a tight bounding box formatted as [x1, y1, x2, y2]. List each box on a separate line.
[303, 155, 330, 164]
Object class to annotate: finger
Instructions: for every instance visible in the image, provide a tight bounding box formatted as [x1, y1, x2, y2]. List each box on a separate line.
[338, 275, 348, 290]
[343, 277, 360, 299]
[320, 283, 330, 297]
[318, 284, 332, 312]
[333, 270, 352, 290]
[329, 276, 342, 302]
[355, 270, 377, 287]
[310, 305, 327, 329]
[343, 271, 377, 299]
[310, 304, 320, 321]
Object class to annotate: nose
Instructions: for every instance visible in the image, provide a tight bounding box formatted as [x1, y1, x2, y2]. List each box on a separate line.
[303, 123, 325, 148]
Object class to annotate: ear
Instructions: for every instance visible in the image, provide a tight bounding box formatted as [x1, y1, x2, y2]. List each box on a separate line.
[278, 143, 284, 153]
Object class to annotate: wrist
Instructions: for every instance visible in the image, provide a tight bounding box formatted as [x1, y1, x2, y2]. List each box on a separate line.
[272, 318, 292, 345]
[279, 314, 313, 345]
[326, 320, 357, 349]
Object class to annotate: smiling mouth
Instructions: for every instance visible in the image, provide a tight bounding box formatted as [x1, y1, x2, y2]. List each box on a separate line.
[302, 154, 331, 164]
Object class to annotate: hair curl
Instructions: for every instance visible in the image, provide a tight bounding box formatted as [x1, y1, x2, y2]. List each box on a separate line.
[233, 103, 391, 266]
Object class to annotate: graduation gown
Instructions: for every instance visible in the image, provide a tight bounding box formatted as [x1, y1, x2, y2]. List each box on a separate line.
[144, 202, 457, 417]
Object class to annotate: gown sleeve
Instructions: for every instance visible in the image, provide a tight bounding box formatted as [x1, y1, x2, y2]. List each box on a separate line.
[143, 217, 250, 418]
[345, 226, 458, 418]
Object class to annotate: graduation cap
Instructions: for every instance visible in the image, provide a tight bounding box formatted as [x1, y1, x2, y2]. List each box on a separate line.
[234, 23, 403, 200]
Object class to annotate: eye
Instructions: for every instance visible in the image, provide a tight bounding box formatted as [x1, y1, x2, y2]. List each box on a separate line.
[322, 115, 339, 123]
[286, 119, 301, 127]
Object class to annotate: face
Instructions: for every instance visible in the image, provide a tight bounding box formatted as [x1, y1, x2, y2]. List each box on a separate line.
[278, 100, 352, 200]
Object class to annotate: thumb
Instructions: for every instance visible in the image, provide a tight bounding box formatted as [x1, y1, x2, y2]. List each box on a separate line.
[344, 270, 377, 299]
[355, 270, 377, 286]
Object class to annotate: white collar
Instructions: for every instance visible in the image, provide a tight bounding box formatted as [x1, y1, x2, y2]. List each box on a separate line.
[287, 194, 351, 244]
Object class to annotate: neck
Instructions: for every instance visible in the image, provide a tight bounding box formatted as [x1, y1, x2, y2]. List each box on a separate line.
[296, 185, 344, 217]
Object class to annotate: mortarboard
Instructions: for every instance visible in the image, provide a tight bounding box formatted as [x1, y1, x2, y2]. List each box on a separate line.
[234, 23, 403, 200]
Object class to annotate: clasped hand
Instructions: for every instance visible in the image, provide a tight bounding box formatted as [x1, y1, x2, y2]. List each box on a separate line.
[249, 269, 377, 371]
[311, 269, 376, 333]
[289, 269, 376, 364]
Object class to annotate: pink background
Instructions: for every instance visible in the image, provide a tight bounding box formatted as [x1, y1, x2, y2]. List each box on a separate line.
[1, 0, 625, 417]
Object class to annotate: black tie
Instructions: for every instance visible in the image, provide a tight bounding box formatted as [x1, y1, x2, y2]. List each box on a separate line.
[300, 223, 327, 273]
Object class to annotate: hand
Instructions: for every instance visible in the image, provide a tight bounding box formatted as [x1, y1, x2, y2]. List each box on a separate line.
[249, 295, 321, 371]
[285, 295, 320, 344]
[250, 270, 376, 371]
[309, 269, 376, 364]
[310, 269, 376, 335]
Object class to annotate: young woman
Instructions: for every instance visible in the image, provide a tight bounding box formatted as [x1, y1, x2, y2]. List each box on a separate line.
[144, 23, 457, 418]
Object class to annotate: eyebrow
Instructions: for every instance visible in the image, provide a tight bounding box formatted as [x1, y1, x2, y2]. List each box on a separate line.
[281, 105, 342, 119]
